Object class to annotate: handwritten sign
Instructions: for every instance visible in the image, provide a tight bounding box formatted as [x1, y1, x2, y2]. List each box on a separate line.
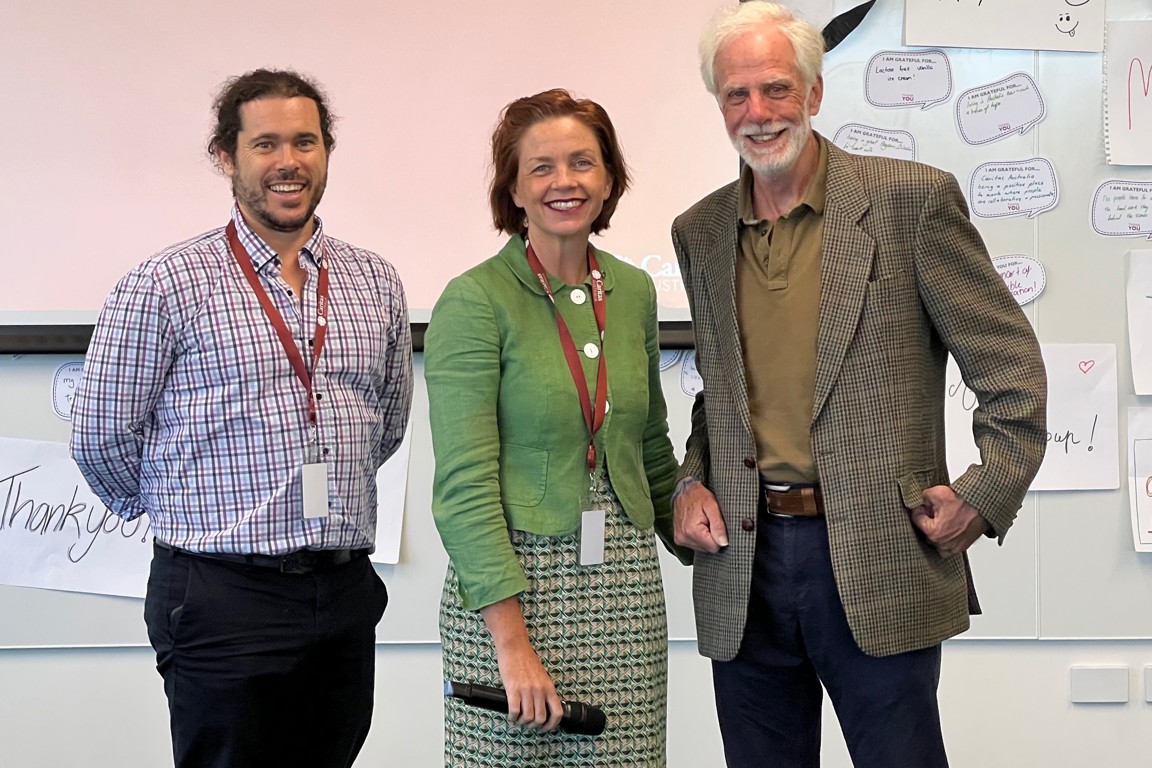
[831, 123, 917, 162]
[370, 428, 412, 565]
[945, 344, 1118, 491]
[1091, 180, 1152, 239]
[905, 0, 1105, 53]
[955, 73, 1046, 145]
[864, 50, 952, 111]
[991, 255, 1046, 307]
[680, 351, 702, 398]
[969, 159, 1059, 220]
[0, 438, 151, 598]
[1104, 21, 1152, 166]
[1126, 408, 1152, 552]
[1124, 250, 1152, 395]
[0, 434, 412, 595]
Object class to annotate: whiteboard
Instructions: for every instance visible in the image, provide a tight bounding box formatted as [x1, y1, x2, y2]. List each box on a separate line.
[0, 353, 698, 648]
[0, 348, 1049, 648]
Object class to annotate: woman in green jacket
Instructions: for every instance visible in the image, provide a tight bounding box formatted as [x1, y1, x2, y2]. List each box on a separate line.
[424, 89, 684, 767]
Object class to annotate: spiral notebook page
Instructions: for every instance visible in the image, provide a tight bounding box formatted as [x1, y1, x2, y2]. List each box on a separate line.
[1104, 20, 1152, 166]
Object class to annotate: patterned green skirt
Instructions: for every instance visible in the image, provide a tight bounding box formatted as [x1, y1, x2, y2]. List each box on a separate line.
[439, 484, 669, 767]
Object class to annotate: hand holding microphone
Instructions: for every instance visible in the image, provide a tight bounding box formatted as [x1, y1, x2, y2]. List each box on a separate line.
[444, 681, 607, 736]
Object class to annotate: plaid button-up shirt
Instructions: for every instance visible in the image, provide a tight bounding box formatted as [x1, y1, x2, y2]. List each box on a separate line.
[70, 207, 412, 554]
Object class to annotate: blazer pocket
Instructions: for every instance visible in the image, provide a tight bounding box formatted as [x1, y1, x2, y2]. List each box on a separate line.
[499, 443, 548, 507]
[897, 469, 935, 511]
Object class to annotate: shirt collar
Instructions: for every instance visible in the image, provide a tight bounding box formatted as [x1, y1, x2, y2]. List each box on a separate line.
[498, 234, 617, 295]
[737, 132, 829, 226]
[229, 205, 325, 269]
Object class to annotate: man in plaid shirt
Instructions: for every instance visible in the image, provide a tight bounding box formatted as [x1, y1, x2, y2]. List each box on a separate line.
[71, 68, 412, 768]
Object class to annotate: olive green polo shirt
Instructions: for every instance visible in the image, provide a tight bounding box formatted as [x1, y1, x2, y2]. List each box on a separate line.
[735, 135, 828, 484]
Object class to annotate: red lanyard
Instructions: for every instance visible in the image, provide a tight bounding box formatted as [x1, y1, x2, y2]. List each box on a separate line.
[226, 221, 330, 426]
[525, 241, 608, 474]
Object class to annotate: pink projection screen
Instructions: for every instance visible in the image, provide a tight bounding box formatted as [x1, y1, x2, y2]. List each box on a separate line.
[1, 1, 739, 347]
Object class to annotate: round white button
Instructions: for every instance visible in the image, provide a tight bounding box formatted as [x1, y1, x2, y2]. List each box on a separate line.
[583, 343, 599, 358]
[570, 289, 587, 305]
[604, 401, 611, 413]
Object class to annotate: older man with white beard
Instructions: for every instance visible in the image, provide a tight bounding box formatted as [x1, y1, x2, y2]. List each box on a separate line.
[669, 3, 1047, 766]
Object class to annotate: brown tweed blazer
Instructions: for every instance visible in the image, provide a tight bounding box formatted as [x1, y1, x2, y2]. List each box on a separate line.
[672, 142, 1047, 659]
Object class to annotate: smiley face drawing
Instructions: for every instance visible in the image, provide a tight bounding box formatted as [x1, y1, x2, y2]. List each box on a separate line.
[1064, 0, 1090, 6]
[1055, 13, 1078, 37]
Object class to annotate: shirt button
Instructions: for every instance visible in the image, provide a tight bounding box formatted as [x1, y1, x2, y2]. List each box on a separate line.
[741, 518, 755, 532]
[583, 343, 599, 359]
[604, 401, 610, 413]
[570, 288, 587, 305]
[743, 458, 756, 469]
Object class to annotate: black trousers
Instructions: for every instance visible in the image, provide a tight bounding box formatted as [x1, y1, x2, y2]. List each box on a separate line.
[712, 513, 948, 768]
[144, 543, 388, 768]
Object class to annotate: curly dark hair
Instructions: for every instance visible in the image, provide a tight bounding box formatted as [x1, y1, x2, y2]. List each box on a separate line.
[207, 69, 337, 167]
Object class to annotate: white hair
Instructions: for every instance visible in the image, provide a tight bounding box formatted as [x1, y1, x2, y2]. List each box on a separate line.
[698, 1, 826, 95]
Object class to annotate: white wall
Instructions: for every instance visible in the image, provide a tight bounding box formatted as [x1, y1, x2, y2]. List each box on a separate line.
[2, 639, 1151, 767]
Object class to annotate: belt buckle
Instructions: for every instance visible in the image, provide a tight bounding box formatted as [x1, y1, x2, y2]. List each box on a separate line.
[280, 551, 315, 573]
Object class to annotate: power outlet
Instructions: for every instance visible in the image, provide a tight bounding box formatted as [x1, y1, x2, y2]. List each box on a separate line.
[1070, 665, 1128, 704]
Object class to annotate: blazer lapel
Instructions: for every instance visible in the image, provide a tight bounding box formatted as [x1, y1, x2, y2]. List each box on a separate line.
[702, 186, 755, 438]
[812, 146, 875, 423]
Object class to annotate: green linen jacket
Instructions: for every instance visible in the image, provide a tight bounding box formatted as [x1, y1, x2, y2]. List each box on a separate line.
[425, 236, 683, 611]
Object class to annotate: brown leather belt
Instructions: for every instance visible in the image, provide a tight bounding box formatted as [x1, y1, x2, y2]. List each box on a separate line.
[762, 484, 824, 517]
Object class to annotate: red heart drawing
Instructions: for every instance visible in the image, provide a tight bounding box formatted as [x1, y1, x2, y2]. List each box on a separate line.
[1078, 360, 1095, 374]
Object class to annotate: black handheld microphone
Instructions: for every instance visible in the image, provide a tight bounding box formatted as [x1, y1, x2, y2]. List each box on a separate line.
[444, 681, 607, 736]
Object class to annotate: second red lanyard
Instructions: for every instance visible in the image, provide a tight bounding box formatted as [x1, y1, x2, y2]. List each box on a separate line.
[525, 242, 608, 475]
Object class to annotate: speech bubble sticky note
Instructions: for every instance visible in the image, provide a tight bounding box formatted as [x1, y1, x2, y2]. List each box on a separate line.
[969, 159, 1059, 220]
[955, 73, 1046, 146]
[680, 352, 703, 398]
[991, 255, 1046, 307]
[1092, 181, 1152, 239]
[831, 123, 917, 162]
[659, 350, 683, 371]
[864, 50, 952, 111]
[51, 361, 85, 420]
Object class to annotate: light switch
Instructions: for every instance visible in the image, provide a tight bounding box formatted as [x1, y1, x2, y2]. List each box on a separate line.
[1070, 665, 1128, 704]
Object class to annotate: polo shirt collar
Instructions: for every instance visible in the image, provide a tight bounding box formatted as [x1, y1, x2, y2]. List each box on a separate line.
[737, 131, 829, 226]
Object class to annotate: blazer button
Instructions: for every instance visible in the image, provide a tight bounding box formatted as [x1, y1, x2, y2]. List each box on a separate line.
[743, 458, 755, 469]
[741, 518, 755, 532]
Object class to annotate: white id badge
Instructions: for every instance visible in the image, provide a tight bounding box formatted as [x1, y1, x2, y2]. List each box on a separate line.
[579, 509, 606, 566]
[301, 462, 330, 519]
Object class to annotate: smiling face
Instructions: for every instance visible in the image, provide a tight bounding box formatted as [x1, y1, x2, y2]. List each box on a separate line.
[715, 27, 823, 178]
[215, 96, 329, 247]
[1055, 12, 1078, 36]
[510, 116, 613, 251]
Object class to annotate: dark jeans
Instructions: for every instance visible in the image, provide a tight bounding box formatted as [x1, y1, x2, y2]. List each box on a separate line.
[144, 543, 388, 768]
[712, 513, 948, 768]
